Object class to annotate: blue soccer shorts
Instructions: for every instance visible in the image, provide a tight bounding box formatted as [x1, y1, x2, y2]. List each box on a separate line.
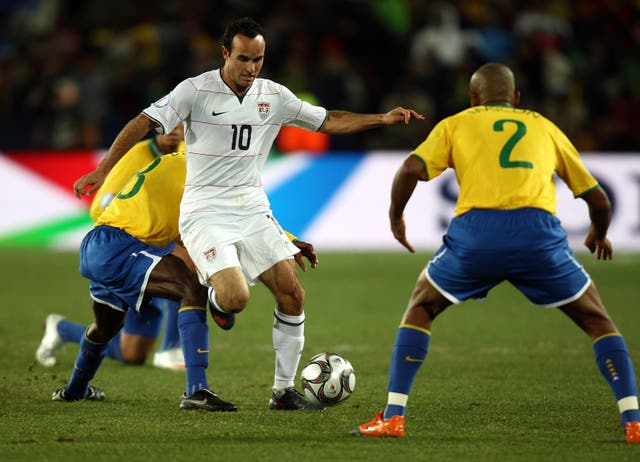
[426, 208, 591, 307]
[79, 225, 176, 312]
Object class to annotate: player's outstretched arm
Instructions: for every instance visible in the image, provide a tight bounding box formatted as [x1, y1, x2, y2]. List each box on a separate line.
[389, 155, 427, 253]
[581, 186, 613, 260]
[319, 107, 424, 134]
[73, 114, 157, 198]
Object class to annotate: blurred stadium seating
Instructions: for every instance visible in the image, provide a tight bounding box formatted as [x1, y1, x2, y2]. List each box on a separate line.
[1, 0, 638, 152]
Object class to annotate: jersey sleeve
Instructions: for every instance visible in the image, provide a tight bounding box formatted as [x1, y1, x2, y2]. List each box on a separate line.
[143, 78, 196, 134]
[279, 85, 328, 132]
[411, 119, 452, 180]
[551, 124, 598, 197]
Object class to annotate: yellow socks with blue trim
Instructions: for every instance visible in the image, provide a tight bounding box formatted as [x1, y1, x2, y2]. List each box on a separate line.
[593, 333, 640, 427]
[383, 324, 430, 419]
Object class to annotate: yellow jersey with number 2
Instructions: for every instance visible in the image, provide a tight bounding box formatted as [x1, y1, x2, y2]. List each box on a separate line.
[411, 104, 598, 216]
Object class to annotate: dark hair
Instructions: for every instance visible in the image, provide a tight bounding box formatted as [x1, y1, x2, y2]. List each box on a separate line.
[222, 17, 264, 52]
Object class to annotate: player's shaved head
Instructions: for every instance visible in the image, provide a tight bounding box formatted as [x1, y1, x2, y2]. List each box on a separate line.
[469, 63, 519, 107]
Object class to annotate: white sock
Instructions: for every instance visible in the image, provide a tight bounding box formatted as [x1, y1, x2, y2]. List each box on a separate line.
[272, 309, 305, 392]
[207, 287, 228, 313]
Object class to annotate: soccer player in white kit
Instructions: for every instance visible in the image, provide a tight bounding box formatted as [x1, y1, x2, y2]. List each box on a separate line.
[74, 17, 423, 410]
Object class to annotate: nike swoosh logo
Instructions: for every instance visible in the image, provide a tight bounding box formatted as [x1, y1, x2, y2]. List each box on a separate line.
[186, 397, 209, 406]
[211, 111, 228, 116]
[405, 355, 423, 363]
[197, 348, 209, 354]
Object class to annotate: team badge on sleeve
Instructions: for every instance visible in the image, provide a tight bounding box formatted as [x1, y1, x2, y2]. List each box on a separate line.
[257, 102, 270, 120]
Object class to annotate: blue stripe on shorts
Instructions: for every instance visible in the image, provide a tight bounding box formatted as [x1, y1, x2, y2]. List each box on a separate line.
[79, 226, 176, 312]
[426, 208, 591, 306]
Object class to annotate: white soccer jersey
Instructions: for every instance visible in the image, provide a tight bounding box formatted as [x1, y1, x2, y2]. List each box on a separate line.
[143, 69, 327, 225]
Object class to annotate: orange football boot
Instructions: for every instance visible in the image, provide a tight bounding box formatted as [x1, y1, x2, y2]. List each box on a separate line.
[625, 421, 640, 444]
[352, 411, 405, 437]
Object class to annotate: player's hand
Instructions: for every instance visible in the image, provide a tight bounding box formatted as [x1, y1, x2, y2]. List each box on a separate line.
[390, 215, 415, 253]
[293, 240, 318, 272]
[384, 107, 425, 126]
[584, 229, 613, 261]
[73, 170, 105, 198]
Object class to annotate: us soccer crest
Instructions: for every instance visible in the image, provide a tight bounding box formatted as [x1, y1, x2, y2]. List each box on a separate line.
[257, 102, 270, 120]
[204, 247, 216, 262]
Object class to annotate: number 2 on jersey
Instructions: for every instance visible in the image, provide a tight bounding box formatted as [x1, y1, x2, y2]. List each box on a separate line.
[493, 119, 533, 169]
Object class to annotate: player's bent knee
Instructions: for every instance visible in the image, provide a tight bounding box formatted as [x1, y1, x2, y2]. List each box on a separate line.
[121, 353, 147, 366]
[120, 334, 154, 364]
[119, 338, 150, 364]
[218, 290, 250, 313]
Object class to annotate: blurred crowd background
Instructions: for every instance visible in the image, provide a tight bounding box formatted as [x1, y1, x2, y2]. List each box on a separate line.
[1, 0, 639, 152]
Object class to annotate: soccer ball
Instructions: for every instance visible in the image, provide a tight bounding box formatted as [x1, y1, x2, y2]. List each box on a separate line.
[300, 352, 356, 406]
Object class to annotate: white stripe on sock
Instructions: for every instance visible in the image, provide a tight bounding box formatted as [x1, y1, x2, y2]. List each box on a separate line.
[618, 395, 639, 413]
[208, 287, 228, 313]
[388, 392, 408, 407]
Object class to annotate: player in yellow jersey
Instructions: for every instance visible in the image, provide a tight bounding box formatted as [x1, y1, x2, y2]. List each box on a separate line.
[50, 152, 318, 411]
[36, 125, 187, 370]
[89, 124, 185, 220]
[353, 63, 640, 443]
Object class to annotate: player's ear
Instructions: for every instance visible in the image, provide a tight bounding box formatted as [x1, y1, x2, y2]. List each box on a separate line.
[513, 90, 521, 108]
[222, 46, 230, 60]
[470, 90, 480, 107]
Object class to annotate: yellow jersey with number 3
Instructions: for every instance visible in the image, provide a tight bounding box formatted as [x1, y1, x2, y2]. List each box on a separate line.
[95, 152, 186, 247]
[411, 105, 598, 216]
[89, 138, 186, 221]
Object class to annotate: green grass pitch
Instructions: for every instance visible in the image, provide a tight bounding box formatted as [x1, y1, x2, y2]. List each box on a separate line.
[1, 249, 639, 461]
